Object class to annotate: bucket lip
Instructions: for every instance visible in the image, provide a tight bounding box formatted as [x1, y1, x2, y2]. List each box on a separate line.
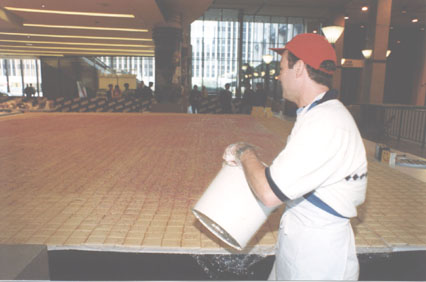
[192, 208, 242, 251]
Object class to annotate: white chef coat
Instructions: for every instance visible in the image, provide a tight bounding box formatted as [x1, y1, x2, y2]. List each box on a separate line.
[267, 91, 367, 280]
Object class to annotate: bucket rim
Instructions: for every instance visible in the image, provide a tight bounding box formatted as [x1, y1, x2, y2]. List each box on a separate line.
[192, 208, 242, 251]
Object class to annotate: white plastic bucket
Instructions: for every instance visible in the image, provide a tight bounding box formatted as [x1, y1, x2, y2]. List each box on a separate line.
[192, 163, 274, 250]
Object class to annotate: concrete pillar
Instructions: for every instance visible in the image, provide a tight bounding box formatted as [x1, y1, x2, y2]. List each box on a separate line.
[360, 0, 392, 104]
[181, 23, 192, 101]
[152, 26, 183, 103]
[413, 34, 426, 106]
[331, 15, 345, 96]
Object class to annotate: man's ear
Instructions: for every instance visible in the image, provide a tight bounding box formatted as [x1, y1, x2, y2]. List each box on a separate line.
[294, 59, 305, 77]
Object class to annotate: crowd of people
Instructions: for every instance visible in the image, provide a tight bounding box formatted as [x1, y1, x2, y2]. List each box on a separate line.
[105, 81, 154, 100]
[23, 84, 36, 99]
[188, 82, 270, 114]
[103, 79, 273, 115]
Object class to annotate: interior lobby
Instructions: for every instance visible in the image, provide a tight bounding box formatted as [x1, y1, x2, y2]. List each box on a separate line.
[0, 0, 425, 280]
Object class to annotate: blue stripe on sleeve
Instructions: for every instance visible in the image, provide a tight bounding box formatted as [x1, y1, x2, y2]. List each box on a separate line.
[265, 167, 289, 202]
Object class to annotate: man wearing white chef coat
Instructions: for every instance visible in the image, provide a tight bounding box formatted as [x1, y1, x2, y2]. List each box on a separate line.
[223, 33, 367, 280]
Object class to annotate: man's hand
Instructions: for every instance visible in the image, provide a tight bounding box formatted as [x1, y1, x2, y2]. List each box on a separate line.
[223, 142, 255, 167]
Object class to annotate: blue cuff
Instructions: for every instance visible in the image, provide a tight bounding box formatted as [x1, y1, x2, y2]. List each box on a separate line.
[265, 167, 289, 202]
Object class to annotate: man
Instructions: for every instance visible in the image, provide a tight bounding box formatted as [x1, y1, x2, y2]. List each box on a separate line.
[122, 83, 131, 96]
[24, 84, 32, 99]
[106, 84, 113, 100]
[144, 82, 154, 100]
[223, 33, 367, 280]
[254, 83, 266, 107]
[28, 84, 36, 97]
[219, 83, 233, 113]
[241, 82, 255, 114]
[189, 85, 201, 114]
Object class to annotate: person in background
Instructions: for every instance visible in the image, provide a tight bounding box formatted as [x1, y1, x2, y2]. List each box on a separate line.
[144, 82, 154, 100]
[189, 85, 201, 114]
[122, 83, 131, 96]
[219, 83, 233, 114]
[254, 82, 267, 107]
[201, 86, 208, 99]
[28, 84, 36, 97]
[106, 84, 113, 100]
[222, 33, 367, 280]
[241, 82, 255, 114]
[113, 85, 121, 98]
[24, 84, 32, 99]
[135, 81, 145, 99]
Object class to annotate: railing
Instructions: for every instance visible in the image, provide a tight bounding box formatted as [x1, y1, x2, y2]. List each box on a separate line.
[349, 104, 426, 149]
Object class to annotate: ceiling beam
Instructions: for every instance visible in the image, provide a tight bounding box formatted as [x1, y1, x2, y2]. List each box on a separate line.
[0, 8, 23, 28]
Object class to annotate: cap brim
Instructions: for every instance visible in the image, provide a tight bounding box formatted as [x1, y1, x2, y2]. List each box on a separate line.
[270, 47, 285, 55]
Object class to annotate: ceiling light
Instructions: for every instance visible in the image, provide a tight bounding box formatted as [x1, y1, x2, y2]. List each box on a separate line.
[0, 39, 154, 48]
[4, 7, 135, 18]
[322, 26, 344, 44]
[412, 18, 419, 23]
[344, 15, 349, 20]
[262, 54, 273, 64]
[0, 32, 152, 41]
[362, 49, 372, 59]
[386, 50, 391, 57]
[361, 6, 368, 12]
[0, 44, 154, 53]
[23, 23, 148, 32]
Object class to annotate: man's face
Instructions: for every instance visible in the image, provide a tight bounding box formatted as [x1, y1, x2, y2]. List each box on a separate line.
[279, 50, 297, 102]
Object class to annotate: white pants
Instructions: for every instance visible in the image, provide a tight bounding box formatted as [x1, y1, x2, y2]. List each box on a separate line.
[269, 199, 359, 280]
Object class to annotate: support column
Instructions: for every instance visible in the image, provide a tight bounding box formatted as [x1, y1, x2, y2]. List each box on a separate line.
[35, 59, 40, 96]
[360, 0, 392, 104]
[236, 9, 244, 99]
[181, 23, 192, 101]
[153, 26, 183, 103]
[331, 15, 345, 95]
[4, 59, 10, 93]
[413, 32, 426, 106]
[20, 59, 25, 96]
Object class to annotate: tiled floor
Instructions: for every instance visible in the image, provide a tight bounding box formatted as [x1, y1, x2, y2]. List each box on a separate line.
[0, 112, 425, 255]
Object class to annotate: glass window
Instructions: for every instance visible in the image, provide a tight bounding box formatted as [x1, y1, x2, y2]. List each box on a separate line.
[0, 59, 7, 93]
[191, 10, 306, 94]
[96, 56, 155, 86]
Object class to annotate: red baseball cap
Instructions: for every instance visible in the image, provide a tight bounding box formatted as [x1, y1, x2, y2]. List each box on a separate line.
[271, 33, 336, 74]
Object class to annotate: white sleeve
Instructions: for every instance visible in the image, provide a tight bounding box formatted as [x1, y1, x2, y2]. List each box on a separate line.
[269, 119, 349, 200]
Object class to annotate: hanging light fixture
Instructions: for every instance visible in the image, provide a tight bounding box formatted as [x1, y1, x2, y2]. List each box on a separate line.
[386, 50, 391, 57]
[362, 49, 372, 59]
[321, 26, 344, 44]
[262, 54, 273, 64]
